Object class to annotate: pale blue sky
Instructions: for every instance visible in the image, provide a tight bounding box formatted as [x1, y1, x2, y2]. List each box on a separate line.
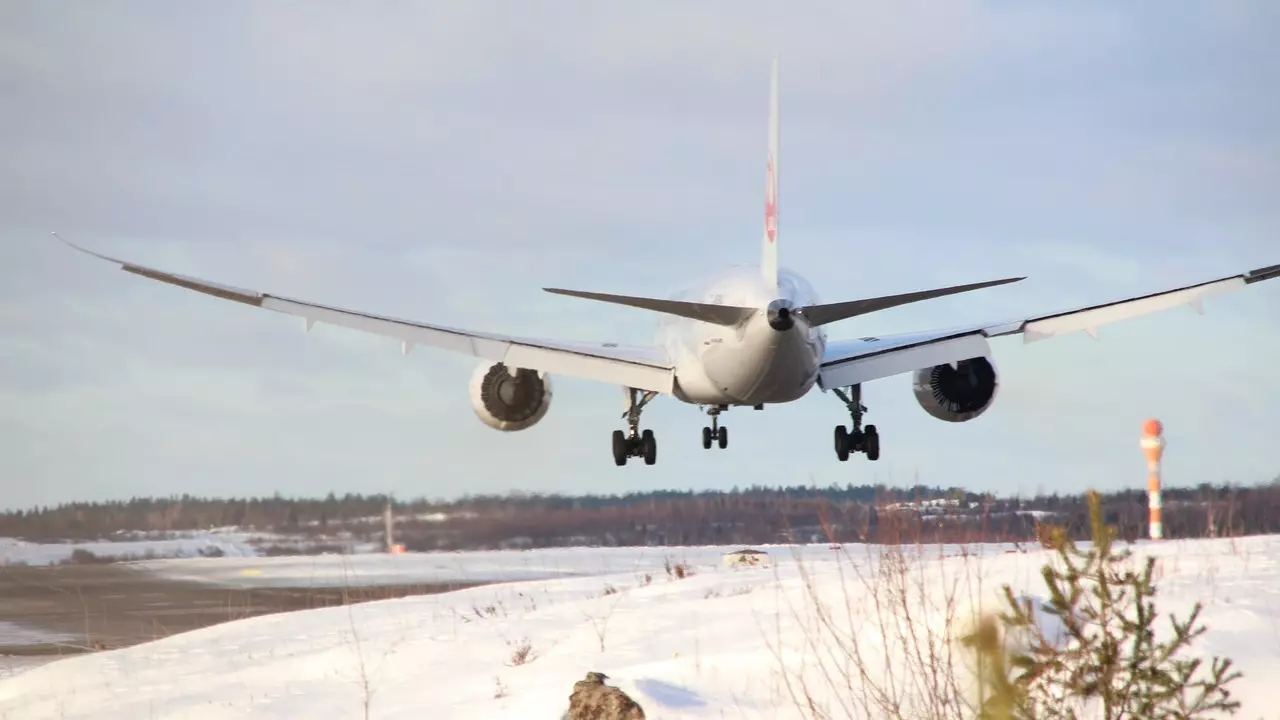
[2, 2, 1278, 510]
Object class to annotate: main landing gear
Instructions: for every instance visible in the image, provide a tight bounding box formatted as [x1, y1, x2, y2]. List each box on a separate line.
[613, 388, 658, 466]
[701, 405, 728, 450]
[832, 384, 880, 462]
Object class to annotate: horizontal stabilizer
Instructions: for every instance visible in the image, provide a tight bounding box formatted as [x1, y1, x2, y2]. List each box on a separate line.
[544, 288, 756, 326]
[802, 276, 1025, 327]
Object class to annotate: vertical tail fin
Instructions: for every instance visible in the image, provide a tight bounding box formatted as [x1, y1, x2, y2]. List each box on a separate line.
[761, 56, 780, 291]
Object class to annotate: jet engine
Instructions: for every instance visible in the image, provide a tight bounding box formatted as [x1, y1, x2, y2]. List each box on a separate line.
[468, 362, 553, 432]
[911, 356, 999, 423]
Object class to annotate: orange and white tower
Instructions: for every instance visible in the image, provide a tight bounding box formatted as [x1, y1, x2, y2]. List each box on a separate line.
[1140, 418, 1166, 540]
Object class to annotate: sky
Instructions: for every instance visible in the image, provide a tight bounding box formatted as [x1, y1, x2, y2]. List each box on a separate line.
[2, 1, 1279, 510]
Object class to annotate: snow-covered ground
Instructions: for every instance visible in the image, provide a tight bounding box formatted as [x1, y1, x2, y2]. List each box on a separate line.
[1, 537, 1278, 719]
[0, 657, 51, 684]
[0, 533, 262, 566]
[0, 623, 79, 647]
[129, 544, 809, 587]
[0, 531, 381, 566]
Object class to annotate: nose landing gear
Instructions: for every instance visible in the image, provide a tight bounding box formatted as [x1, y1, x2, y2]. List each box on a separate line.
[701, 405, 728, 450]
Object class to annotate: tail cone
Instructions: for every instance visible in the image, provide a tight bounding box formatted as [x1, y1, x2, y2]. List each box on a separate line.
[767, 299, 795, 331]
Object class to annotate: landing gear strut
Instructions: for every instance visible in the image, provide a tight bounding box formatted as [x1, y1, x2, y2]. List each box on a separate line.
[613, 388, 658, 466]
[832, 384, 880, 462]
[701, 405, 728, 450]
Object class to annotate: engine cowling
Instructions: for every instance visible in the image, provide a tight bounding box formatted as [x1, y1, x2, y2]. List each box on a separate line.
[468, 362, 553, 432]
[912, 356, 999, 423]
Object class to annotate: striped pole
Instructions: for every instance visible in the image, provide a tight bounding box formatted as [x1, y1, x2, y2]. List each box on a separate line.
[1140, 419, 1166, 540]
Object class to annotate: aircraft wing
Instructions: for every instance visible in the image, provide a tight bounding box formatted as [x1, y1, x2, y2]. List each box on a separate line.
[819, 261, 1280, 389]
[54, 235, 676, 394]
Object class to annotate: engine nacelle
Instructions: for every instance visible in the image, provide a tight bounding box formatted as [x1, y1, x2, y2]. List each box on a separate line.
[912, 356, 999, 423]
[468, 362, 553, 432]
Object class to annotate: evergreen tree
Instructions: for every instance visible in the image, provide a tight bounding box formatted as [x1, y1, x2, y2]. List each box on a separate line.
[994, 490, 1242, 719]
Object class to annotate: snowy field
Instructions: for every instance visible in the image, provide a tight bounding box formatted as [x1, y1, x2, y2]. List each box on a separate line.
[0, 622, 79, 647]
[0, 533, 264, 566]
[0, 657, 49, 684]
[128, 544, 832, 588]
[0, 531, 383, 567]
[2, 536, 1278, 719]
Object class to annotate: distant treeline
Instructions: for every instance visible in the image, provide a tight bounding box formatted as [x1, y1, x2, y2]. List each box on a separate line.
[4, 480, 1280, 549]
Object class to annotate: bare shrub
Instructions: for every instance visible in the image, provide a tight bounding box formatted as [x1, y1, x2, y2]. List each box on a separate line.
[505, 637, 537, 667]
[583, 593, 624, 653]
[258, 542, 348, 556]
[703, 584, 751, 600]
[664, 557, 694, 580]
[768, 507, 985, 719]
[772, 494, 1247, 720]
[335, 559, 415, 720]
[472, 601, 506, 620]
[65, 549, 112, 564]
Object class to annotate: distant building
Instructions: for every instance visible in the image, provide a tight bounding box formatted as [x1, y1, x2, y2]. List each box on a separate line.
[721, 548, 769, 569]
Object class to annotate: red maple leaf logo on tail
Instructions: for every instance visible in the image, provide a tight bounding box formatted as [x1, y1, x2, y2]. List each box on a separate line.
[764, 155, 777, 243]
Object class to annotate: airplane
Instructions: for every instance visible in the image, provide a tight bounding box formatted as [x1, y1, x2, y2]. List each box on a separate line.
[53, 57, 1279, 468]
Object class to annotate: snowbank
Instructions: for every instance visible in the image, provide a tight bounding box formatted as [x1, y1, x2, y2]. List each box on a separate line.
[0, 537, 1276, 719]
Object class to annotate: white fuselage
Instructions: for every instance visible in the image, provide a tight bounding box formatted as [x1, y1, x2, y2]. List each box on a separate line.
[659, 265, 826, 406]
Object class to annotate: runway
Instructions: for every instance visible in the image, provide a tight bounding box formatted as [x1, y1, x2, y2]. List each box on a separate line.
[0, 562, 484, 659]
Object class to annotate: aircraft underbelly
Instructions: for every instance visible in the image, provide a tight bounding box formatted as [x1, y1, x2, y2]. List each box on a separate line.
[700, 327, 818, 405]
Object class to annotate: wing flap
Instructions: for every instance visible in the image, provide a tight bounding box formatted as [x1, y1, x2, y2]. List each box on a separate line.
[501, 343, 672, 390]
[819, 332, 991, 389]
[263, 302, 676, 393]
[56, 234, 675, 394]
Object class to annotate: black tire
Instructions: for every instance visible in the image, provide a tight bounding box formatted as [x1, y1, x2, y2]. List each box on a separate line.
[718, 426, 728, 449]
[702, 426, 712, 449]
[641, 429, 657, 465]
[864, 425, 880, 462]
[612, 430, 628, 466]
[834, 425, 850, 462]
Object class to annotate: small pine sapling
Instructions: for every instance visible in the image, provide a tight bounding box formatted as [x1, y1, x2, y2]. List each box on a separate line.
[994, 490, 1242, 720]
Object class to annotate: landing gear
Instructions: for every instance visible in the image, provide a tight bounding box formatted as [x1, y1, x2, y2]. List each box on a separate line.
[832, 384, 881, 462]
[641, 429, 657, 465]
[612, 430, 627, 465]
[613, 388, 658, 466]
[864, 425, 880, 461]
[702, 405, 728, 450]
